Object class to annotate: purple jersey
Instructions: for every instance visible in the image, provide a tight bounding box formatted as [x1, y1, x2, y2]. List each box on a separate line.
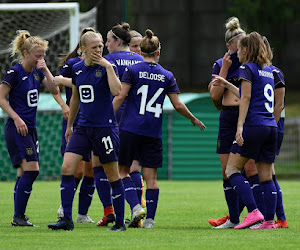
[104, 51, 144, 110]
[120, 62, 180, 138]
[238, 63, 277, 127]
[271, 65, 285, 134]
[71, 60, 118, 127]
[2, 63, 45, 128]
[212, 51, 241, 86]
[60, 56, 81, 125]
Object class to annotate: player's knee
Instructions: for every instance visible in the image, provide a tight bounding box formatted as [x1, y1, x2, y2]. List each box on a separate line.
[225, 165, 240, 178]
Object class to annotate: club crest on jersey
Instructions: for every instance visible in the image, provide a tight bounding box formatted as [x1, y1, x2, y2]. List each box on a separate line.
[95, 69, 102, 78]
[34, 74, 40, 81]
[26, 148, 33, 156]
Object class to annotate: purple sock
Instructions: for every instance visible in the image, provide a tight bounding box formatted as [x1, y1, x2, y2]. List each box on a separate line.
[110, 179, 125, 226]
[122, 177, 139, 210]
[223, 179, 239, 224]
[229, 173, 257, 213]
[61, 175, 76, 220]
[146, 189, 159, 220]
[248, 174, 265, 215]
[129, 171, 143, 204]
[93, 166, 112, 208]
[75, 177, 81, 190]
[78, 176, 95, 215]
[14, 171, 39, 217]
[273, 175, 286, 221]
[261, 180, 277, 221]
[14, 177, 21, 204]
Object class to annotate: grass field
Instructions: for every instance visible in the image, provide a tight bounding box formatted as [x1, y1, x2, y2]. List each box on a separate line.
[0, 180, 299, 249]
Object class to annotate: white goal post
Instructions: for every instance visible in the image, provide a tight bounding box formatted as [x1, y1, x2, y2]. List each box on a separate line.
[0, 2, 97, 79]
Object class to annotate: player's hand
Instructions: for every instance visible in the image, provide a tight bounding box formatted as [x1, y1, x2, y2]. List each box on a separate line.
[191, 118, 206, 131]
[53, 75, 64, 87]
[91, 52, 110, 68]
[236, 125, 244, 146]
[211, 74, 228, 88]
[61, 103, 70, 120]
[14, 117, 28, 136]
[221, 52, 232, 70]
[36, 58, 47, 71]
[65, 127, 73, 143]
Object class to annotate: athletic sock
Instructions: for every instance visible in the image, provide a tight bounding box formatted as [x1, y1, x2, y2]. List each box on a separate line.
[229, 173, 257, 213]
[223, 179, 239, 224]
[61, 175, 76, 221]
[93, 166, 112, 208]
[273, 175, 286, 221]
[78, 176, 95, 215]
[14, 171, 39, 217]
[122, 176, 140, 210]
[75, 177, 81, 190]
[146, 189, 159, 220]
[14, 176, 21, 204]
[110, 179, 125, 226]
[129, 171, 143, 204]
[248, 174, 265, 215]
[261, 180, 277, 221]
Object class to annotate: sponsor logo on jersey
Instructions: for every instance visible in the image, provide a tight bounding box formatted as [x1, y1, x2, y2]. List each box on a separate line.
[22, 76, 28, 81]
[75, 70, 83, 75]
[79, 85, 94, 103]
[63, 64, 69, 68]
[7, 70, 14, 74]
[27, 89, 39, 107]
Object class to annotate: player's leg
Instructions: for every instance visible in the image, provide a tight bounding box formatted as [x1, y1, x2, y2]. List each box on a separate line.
[76, 159, 95, 223]
[129, 160, 146, 207]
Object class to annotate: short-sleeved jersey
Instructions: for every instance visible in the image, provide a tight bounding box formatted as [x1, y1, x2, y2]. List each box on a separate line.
[2, 63, 45, 128]
[59, 56, 81, 124]
[270, 65, 285, 133]
[212, 51, 241, 86]
[104, 51, 144, 110]
[238, 62, 277, 127]
[120, 62, 180, 138]
[71, 60, 118, 127]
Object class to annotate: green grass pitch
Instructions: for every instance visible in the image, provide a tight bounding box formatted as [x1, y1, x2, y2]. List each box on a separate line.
[0, 180, 299, 249]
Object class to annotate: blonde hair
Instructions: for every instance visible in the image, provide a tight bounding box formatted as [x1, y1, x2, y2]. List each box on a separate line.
[239, 32, 270, 68]
[130, 30, 142, 39]
[225, 17, 246, 44]
[262, 36, 273, 65]
[140, 29, 160, 56]
[11, 30, 48, 62]
[79, 31, 101, 48]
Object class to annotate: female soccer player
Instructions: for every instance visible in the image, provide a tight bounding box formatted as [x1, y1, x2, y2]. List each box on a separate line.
[208, 17, 264, 229]
[263, 36, 288, 228]
[48, 31, 125, 231]
[0, 30, 58, 226]
[211, 32, 278, 229]
[113, 29, 206, 228]
[52, 27, 96, 224]
[103, 23, 145, 227]
[129, 30, 142, 55]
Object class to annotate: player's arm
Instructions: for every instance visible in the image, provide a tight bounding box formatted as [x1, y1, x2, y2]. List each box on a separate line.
[0, 83, 28, 136]
[211, 74, 240, 98]
[65, 85, 80, 142]
[53, 75, 73, 88]
[168, 93, 206, 130]
[274, 87, 285, 124]
[236, 80, 251, 146]
[113, 83, 131, 112]
[52, 87, 70, 120]
[38, 59, 59, 95]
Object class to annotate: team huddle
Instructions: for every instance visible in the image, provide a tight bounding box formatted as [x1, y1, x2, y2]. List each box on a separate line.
[0, 16, 287, 231]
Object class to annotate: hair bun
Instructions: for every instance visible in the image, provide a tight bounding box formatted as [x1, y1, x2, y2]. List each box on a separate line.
[145, 29, 154, 39]
[122, 22, 130, 31]
[225, 17, 240, 31]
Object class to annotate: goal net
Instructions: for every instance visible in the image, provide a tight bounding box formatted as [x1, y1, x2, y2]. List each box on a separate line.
[0, 3, 97, 81]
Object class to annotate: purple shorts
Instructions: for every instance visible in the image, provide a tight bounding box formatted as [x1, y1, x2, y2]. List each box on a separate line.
[5, 119, 39, 168]
[119, 130, 163, 168]
[61, 121, 79, 157]
[217, 106, 239, 154]
[65, 126, 119, 164]
[231, 125, 277, 163]
[276, 132, 284, 155]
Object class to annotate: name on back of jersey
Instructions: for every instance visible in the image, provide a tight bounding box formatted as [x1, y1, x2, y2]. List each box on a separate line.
[139, 71, 165, 82]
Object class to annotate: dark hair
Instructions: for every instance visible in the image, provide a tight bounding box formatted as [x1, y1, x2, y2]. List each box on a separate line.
[58, 27, 96, 66]
[140, 29, 160, 56]
[111, 22, 131, 46]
